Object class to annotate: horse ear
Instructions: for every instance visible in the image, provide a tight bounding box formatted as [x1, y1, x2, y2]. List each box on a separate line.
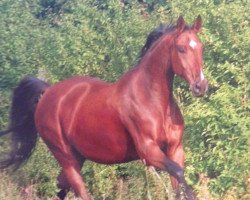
[192, 15, 202, 32]
[176, 16, 186, 34]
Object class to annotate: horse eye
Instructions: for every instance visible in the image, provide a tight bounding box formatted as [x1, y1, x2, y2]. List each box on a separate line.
[177, 46, 186, 53]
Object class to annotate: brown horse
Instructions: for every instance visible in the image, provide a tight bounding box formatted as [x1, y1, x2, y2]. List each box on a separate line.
[0, 16, 208, 199]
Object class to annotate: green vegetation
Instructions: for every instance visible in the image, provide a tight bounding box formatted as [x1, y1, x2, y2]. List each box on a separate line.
[0, 0, 249, 199]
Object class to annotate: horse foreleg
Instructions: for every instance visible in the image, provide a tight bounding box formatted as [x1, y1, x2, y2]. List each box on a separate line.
[137, 140, 185, 184]
[137, 140, 195, 200]
[167, 144, 196, 200]
[167, 144, 184, 191]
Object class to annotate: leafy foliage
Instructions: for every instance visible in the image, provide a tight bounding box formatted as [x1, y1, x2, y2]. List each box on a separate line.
[0, 0, 249, 199]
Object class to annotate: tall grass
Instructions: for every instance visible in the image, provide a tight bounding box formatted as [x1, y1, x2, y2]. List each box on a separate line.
[0, 168, 249, 200]
[0, 172, 35, 200]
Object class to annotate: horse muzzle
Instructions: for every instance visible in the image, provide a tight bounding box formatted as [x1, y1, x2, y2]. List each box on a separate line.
[190, 78, 208, 97]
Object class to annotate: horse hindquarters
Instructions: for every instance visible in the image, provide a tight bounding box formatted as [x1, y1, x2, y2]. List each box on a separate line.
[35, 81, 92, 199]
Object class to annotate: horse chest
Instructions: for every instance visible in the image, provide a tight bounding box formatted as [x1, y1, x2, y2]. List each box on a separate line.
[163, 111, 184, 146]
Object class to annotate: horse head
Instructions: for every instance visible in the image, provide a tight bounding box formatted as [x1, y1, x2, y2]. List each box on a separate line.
[171, 16, 208, 97]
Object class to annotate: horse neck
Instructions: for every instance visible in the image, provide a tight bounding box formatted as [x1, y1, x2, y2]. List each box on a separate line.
[138, 35, 175, 102]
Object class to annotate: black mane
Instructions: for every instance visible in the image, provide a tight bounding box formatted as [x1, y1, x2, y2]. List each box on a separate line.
[139, 23, 190, 60]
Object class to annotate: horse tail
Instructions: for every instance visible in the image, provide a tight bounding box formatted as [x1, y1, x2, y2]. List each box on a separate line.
[0, 76, 50, 169]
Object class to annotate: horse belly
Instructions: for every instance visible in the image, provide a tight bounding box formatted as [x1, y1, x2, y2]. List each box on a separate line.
[70, 115, 138, 164]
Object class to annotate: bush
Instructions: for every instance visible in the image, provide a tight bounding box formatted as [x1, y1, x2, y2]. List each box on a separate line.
[0, 0, 249, 199]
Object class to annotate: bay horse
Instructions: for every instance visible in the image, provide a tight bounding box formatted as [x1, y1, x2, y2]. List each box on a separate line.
[0, 16, 208, 200]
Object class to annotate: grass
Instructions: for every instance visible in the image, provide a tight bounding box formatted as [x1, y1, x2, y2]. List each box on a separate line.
[0, 171, 32, 200]
[0, 140, 249, 200]
[1, 170, 249, 200]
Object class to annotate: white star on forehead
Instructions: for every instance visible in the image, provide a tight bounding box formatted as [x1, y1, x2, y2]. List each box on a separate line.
[189, 40, 197, 49]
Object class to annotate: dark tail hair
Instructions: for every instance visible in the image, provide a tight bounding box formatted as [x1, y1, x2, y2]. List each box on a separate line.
[0, 76, 50, 169]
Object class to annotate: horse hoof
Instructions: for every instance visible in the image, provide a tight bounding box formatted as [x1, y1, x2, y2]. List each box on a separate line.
[184, 188, 196, 200]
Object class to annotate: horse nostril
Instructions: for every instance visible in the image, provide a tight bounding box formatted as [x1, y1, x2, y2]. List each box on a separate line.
[191, 78, 208, 97]
[195, 82, 201, 91]
[191, 81, 203, 97]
